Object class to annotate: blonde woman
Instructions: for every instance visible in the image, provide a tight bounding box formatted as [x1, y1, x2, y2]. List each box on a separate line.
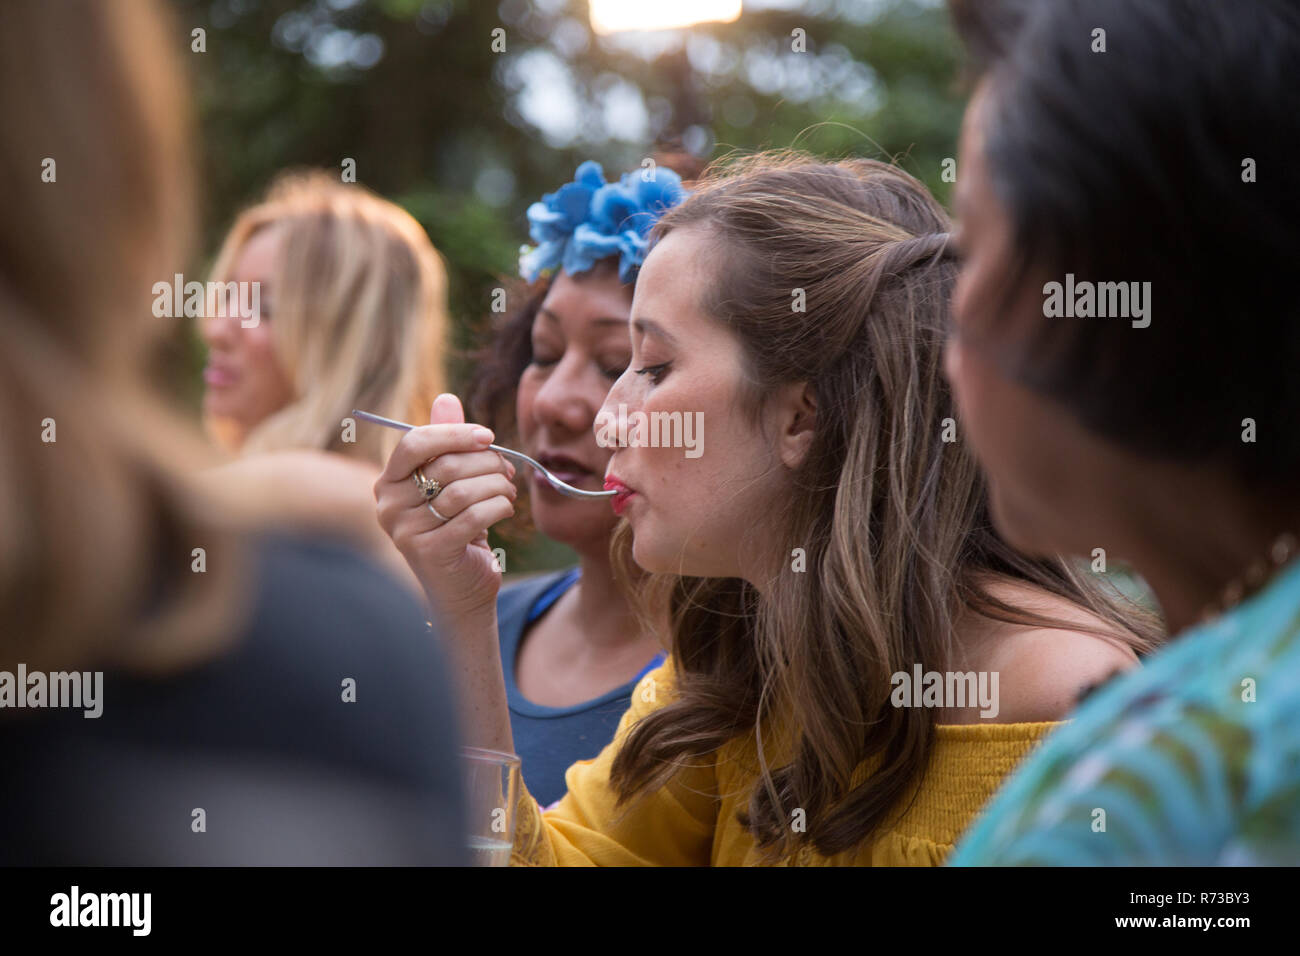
[199, 171, 448, 585]
[0, 0, 464, 864]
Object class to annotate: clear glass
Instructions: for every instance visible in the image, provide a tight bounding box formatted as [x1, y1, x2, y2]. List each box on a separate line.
[461, 746, 521, 866]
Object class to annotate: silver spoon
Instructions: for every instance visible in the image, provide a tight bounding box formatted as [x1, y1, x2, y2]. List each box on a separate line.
[351, 409, 615, 500]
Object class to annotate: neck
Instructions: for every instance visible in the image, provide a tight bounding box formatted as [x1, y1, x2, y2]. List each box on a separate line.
[567, 537, 643, 649]
[1100, 469, 1300, 634]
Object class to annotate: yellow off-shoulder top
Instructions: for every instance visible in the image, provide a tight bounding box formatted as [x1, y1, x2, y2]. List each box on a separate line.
[511, 656, 1059, 866]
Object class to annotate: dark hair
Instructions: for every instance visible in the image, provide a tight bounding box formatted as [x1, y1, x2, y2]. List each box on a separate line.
[950, 0, 1300, 487]
[466, 279, 546, 437]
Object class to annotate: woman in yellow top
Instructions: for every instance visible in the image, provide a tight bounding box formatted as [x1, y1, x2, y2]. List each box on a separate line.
[375, 153, 1162, 865]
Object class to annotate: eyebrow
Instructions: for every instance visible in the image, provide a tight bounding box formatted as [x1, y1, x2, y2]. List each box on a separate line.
[538, 308, 628, 328]
[632, 318, 678, 346]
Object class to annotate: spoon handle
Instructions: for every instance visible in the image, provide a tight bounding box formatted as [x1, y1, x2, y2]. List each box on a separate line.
[350, 409, 615, 500]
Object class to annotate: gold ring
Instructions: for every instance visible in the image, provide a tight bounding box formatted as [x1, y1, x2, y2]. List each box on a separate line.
[413, 468, 442, 501]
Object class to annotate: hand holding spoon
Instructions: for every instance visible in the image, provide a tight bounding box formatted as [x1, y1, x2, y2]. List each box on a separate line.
[352, 409, 615, 500]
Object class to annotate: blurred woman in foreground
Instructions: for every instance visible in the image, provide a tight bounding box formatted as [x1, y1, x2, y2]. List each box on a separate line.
[200, 171, 448, 585]
[0, 0, 463, 864]
[945, 0, 1300, 865]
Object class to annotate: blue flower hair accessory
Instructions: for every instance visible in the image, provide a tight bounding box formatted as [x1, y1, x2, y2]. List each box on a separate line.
[519, 160, 687, 285]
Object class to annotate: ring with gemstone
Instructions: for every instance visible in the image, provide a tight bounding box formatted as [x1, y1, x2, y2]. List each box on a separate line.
[412, 468, 442, 501]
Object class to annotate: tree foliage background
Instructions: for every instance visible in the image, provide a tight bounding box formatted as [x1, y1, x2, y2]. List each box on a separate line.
[173, 0, 964, 568]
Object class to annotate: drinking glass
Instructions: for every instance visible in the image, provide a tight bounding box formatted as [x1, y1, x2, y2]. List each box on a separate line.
[461, 747, 521, 866]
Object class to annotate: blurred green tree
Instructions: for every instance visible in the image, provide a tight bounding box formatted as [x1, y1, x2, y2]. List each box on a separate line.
[171, 0, 964, 571]
[175, 0, 960, 373]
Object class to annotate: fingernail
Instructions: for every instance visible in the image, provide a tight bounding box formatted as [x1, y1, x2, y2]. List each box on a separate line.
[471, 426, 494, 445]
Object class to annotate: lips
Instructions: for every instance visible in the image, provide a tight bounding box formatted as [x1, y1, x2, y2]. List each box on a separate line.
[534, 451, 597, 490]
[603, 474, 637, 515]
[202, 363, 239, 387]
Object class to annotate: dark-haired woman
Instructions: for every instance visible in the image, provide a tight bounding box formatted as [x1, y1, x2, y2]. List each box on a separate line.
[396, 162, 684, 807]
[944, 0, 1300, 864]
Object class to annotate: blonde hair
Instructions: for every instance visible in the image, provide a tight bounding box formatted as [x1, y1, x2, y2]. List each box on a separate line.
[206, 171, 448, 463]
[0, 0, 244, 674]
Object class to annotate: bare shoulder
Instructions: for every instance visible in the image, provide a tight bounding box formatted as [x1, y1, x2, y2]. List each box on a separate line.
[952, 577, 1141, 724]
[216, 448, 379, 487]
[215, 449, 379, 509]
[206, 449, 386, 545]
[206, 450, 421, 594]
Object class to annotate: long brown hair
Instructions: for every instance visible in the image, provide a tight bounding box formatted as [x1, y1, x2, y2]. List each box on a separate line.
[607, 151, 1162, 859]
[0, 0, 243, 675]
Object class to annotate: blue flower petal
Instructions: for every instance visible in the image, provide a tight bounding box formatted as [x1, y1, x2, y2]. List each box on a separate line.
[571, 224, 624, 262]
[519, 240, 563, 283]
[592, 182, 640, 231]
[573, 160, 607, 189]
[615, 232, 649, 283]
[518, 161, 687, 283]
[625, 169, 685, 217]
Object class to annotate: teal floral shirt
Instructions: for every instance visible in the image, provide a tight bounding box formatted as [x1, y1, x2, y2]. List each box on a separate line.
[950, 558, 1300, 865]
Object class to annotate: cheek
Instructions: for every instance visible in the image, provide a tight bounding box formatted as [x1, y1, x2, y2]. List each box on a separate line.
[244, 329, 289, 396]
[950, 343, 1066, 531]
[947, 339, 1013, 469]
[944, 336, 978, 423]
[244, 325, 271, 357]
[515, 372, 540, 436]
[640, 380, 740, 507]
[951, 267, 975, 332]
[615, 380, 706, 527]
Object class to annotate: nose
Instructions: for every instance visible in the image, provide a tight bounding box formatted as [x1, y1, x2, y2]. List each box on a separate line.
[531, 353, 599, 437]
[595, 369, 634, 448]
[201, 309, 240, 350]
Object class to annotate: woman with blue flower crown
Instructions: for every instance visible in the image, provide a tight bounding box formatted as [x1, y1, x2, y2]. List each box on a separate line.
[377, 158, 689, 809]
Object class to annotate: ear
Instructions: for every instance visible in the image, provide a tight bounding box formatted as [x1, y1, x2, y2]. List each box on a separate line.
[774, 381, 817, 470]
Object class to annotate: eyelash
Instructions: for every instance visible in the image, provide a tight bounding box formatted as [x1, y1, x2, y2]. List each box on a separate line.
[635, 362, 669, 385]
[530, 355, 627, 380]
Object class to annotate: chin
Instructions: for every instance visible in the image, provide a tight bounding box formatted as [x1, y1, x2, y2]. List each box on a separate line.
[632, 530, 722, 579]
[630, 530, 682, 576]
[203, 389, 246, 416]
[629, 535, 662, 574]
[534, 509, 617, 550]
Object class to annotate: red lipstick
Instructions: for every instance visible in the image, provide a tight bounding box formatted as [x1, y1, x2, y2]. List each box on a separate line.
[603, 476, 637, 515]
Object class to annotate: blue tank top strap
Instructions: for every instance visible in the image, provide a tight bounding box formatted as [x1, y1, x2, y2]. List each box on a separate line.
[524, 566, 663, 681]
[525, 567, 581, 624]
